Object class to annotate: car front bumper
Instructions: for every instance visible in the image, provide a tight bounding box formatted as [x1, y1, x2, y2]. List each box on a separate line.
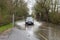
[25, 22, 34, 25]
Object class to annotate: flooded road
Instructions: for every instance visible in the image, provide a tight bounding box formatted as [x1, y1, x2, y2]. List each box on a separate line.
[0, 20, 60, 40]
[35, 22, 60, 40]
[15, 20, 60, 40]
[8, 20, 60, 40]
[8, 20, 41, 40]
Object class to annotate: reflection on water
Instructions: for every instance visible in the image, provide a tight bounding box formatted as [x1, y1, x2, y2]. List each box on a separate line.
[35, 22, 60, 40]
[26, 26, 34, 35]
[15, 21, 60, 40]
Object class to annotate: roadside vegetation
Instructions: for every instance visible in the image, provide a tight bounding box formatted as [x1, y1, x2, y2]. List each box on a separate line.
[0, 23, 12, 33]
[0, 0, 28, 32]
[34, 0, 60, 24]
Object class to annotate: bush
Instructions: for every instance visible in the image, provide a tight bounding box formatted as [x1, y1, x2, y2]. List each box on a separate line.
[49, 12, 60, 24]
[0, 0, 28, 26]
[0, 15, 12, 26]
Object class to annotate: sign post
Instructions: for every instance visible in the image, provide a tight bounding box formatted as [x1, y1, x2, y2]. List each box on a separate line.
[12, 14, 15, 27]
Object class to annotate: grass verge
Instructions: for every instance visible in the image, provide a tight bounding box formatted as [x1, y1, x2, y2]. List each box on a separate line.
[0, 23, 13, 33]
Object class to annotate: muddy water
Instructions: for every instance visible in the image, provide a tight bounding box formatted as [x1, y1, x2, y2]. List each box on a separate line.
[35, 22, 60, 40]
[15, 20, 60, 40]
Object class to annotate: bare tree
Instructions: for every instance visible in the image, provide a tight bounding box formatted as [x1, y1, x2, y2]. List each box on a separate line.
[34, 0, 51, 21]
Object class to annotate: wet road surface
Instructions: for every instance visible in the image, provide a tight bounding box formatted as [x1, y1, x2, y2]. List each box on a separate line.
[35, 22, 60, 40]
[8, 27, 39, 40]
[8, 20, 41, 40]
[0, 20, 60, 40]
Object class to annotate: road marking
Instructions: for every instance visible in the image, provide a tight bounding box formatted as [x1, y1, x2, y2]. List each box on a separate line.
[38, 33, 48, 40]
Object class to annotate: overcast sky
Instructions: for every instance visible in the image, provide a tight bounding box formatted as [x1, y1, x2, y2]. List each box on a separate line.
[25, 0, 36, 15]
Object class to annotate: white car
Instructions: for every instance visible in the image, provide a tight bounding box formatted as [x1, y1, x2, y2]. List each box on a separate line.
[25, 17, 34, 25]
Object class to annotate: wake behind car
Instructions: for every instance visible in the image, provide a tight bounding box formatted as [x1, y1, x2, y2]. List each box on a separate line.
[25, 17, 34, 25]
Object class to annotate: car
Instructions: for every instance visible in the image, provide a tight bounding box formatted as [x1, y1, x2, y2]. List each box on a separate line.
[25, 16, 34, 25]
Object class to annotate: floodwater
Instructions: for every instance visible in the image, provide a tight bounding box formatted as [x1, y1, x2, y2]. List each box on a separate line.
[8, 20, 41, 40]
[15, 20, 60, 40]
[0, 20, 60, 40]
[35, 21, 60, 40]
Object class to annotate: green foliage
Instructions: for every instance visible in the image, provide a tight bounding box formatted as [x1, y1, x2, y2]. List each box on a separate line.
[34, 0, 60, 24]
[0, 0, 28, 26]
[49, 12, 60, 24]
[34, 0, 50, 21]
[0, 23, 12, 33]
[14, 0, 28, 20]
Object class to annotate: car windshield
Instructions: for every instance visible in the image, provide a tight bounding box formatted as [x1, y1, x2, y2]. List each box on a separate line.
[26, 17, 33, 21]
